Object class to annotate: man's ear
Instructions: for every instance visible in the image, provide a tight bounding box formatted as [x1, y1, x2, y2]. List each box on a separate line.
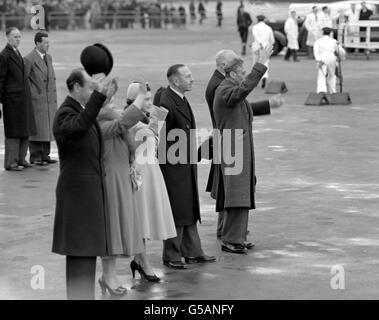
[229, 71, 236, 80]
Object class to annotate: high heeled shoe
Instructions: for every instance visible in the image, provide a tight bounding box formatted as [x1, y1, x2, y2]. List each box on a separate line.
[98, 278, 127, 296]
[130, 260, 160, 282]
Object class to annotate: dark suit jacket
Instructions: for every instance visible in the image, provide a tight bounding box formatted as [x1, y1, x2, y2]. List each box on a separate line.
[52, 91, 108, 257]
[156, 87, 201, 226]
[0, 43, 36, 138]
[203, 69, 271, 192]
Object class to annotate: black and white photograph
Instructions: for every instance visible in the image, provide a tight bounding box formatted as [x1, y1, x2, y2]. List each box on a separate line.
[0, 0, 379, 307]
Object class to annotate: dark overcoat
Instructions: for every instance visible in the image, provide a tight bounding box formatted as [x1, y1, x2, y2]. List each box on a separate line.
[52, 92, 108, 257]
[211, 63, 267, 212]
[157, 87, 201, 226]
[205, 68, 271, 194]
[24, 49, 58, 141]
[0, 44, 36, 138]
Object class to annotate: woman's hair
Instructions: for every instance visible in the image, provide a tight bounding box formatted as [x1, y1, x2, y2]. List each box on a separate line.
[126, 81, 151, 106]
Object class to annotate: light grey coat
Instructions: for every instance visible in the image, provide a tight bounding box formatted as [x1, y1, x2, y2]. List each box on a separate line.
[24, 49, 57, 141]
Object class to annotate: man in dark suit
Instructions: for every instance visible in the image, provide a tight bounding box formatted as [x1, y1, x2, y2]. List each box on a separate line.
[52, 69, 116, 299]
[205, 49, 283, 240]
[157, 64, 216, 269]
[237, 5, 252, 56]
[212, 45, 273, 254]
[0, 27, 36, 171]
[24, 31, 58, 166]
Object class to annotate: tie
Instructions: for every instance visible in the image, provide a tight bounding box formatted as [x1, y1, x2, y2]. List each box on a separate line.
[43, 54, 48, 68]
[15, 49, 23, 64]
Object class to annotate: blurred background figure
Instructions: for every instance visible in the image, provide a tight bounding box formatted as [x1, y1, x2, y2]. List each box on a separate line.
[318, 6, 333, 30]
[304, 6, 321, 59]
[189, 0, 196, 24]
[216, 0, 223, 27]
[284, 10, 299, 62]
[237, 5, 252, 56]
[359, 1, 373, 57]
[346, 3, 360, 55]
[198, 1, 206, 25]
[251, 15, 274, 88]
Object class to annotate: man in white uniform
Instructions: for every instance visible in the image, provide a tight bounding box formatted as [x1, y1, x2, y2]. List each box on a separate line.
[284, 10, 299, 62]
[313, 27, 346, 94]
[318, 6, 333, 30]
[251, 15, 274, 88]
[346, 3, 360, 52]
[304, 6, 321, 59]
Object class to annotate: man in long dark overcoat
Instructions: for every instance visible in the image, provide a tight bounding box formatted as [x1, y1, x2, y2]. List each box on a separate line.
[24, 31, 58, 165]
[205, 49, 282, 240]
[52, 69, 116, 299]
[212, 46, 272, 254]
[157, 64, 215, 269]
[0, 27, 36, 171]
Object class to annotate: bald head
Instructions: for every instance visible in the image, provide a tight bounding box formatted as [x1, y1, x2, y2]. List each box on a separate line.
[215, 49, 240, 74]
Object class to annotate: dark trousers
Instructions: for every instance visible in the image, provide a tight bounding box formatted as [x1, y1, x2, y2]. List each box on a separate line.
[66, 256, 97, 300]
[4, 137, 28, 169]
[307, 46, 314, 59]
[221, 208, 249, 244]
[217, 211, 225, 237]
[239, 27, 248, 43]
[163, 223, 204, 262]
[285, 49, 298, 61]
[29, 141, 51, 162]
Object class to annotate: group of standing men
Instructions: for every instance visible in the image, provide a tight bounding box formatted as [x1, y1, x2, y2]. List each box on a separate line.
[304, 2, 373, 59]
[0, 27, 57, 171]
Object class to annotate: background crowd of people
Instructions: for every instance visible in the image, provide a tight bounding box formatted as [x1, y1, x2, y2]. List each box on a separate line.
[0, 0, 222, 31]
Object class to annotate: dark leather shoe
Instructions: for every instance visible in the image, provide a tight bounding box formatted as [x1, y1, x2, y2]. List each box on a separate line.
[221, 242, 248, 254]
[163, 261, 187, 269]
[42, 157, 58, 164]
[5, 165, 23, 171]
[243, 242, 255, 250]
[184, 255, 216, 264]
[31, 160, 47, 166]
[19, 161, 33, 168]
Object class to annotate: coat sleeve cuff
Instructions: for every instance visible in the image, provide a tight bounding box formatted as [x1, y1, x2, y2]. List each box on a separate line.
[252, 63, 268, 76]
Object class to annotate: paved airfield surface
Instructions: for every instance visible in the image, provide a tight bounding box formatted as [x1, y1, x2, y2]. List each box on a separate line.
[1, 3, 379, 299]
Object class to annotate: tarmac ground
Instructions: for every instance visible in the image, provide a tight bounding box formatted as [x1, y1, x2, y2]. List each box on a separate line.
[0, 10, 379, 300]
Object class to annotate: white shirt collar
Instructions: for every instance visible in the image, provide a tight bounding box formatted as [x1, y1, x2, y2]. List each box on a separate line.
[169, 86, 185, 100]
[35, 49, 45, 60]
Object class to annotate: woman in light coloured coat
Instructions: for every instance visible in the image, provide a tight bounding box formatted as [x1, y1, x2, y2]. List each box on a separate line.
[127, 82, 176, 282]
[97, 83, 149, 296]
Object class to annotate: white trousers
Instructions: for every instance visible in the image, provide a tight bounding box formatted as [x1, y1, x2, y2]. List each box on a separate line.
[317, 53, 337, 93]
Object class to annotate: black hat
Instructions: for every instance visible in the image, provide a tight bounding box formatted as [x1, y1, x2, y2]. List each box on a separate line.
[80, 43, 113, 76]
[257, 15, 266, 21]
[322, 27, 333, 35]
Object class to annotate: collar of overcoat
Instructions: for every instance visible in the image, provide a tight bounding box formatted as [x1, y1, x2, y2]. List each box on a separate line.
[213, 69, 225, 81]
[166, 86, 193, 124]
[31, 49, 49, 76]
[5, 43, 24, 70]
[64, 95, 104, 150]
